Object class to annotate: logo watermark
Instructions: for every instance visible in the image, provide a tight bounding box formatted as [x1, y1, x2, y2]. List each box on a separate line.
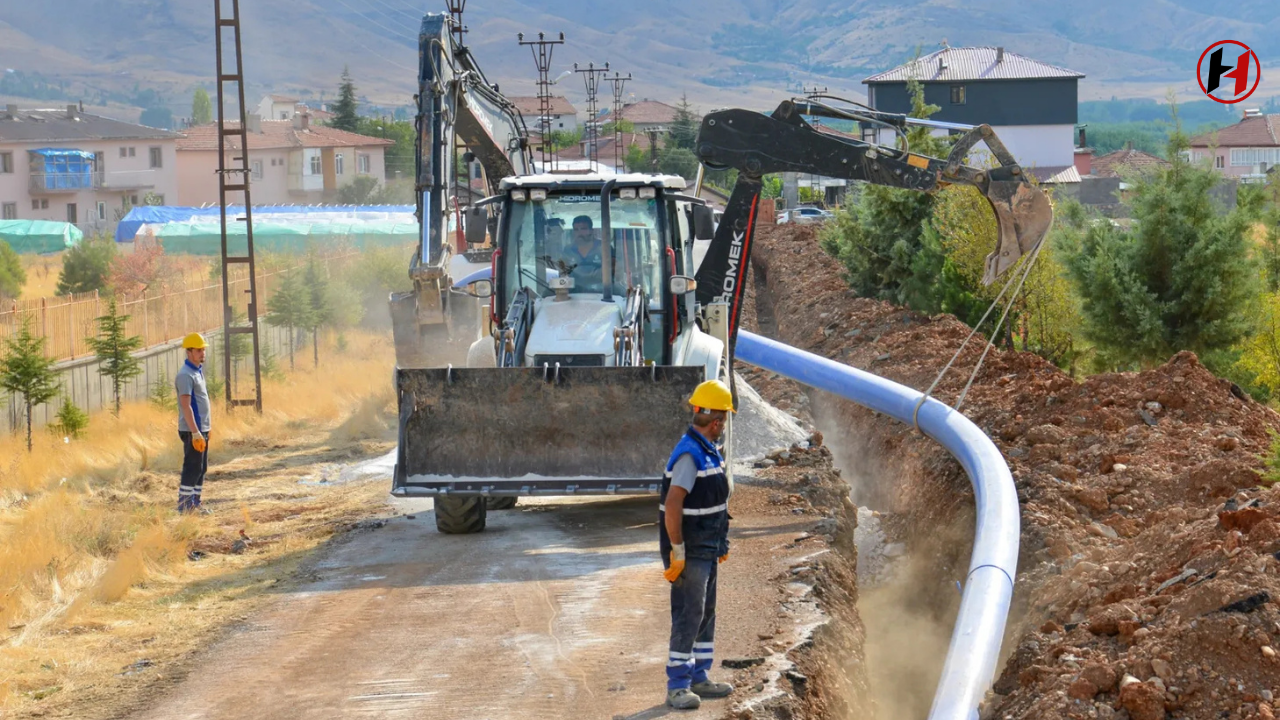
[1197, 40, 1262, 104]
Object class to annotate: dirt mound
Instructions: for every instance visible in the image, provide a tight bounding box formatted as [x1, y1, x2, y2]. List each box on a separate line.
[748, 223, 1280, 719]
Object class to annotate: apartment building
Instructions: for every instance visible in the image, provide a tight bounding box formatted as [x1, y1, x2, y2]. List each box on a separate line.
[175, 112, 392, 205]
[0, 104, 181, 235]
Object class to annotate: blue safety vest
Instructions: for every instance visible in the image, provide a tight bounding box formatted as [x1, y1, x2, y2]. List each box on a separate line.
[659, 426, 730, 561]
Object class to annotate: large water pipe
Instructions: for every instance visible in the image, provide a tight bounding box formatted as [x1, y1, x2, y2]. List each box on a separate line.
[736, 330, 1019, 720]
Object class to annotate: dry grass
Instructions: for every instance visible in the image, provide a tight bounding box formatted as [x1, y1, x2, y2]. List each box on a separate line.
[0, 329, 398, 718]
[17, 252, 215, 301]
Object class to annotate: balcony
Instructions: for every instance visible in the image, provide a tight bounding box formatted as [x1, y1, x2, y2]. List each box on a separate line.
[101, 169, 159, 191]
[287, 172, 324, 193]
[29, 171, 104, 194]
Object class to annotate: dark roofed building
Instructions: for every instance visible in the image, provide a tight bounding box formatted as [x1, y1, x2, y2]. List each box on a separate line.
[1187, 111, 1280, 179]
[0, 104, 182, 231]
[863, 46, 1084, 178]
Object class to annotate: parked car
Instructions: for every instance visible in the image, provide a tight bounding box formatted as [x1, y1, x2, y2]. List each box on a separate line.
[778, 206, 833, 225]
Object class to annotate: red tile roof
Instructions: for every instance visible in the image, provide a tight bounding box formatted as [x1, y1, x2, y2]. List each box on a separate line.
[1091, 148, 1170, 177]
[1188, 114, 1280, 148]
[619, 100, 678, 125]
[176, 120, 393, 151]
[508, 96, 578, 116]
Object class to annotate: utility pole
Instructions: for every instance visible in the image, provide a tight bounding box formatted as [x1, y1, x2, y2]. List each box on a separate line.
[212, 0, 263, 413]
[445, 0, 467, 47]
[517, 31, 565, 171]
[802, 85, 828, 99]
[605, 70, 632, 172]
[574, 62, 609, 171]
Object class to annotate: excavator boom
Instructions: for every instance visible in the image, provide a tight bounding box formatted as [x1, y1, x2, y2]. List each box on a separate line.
[693, 99, 1053, 341]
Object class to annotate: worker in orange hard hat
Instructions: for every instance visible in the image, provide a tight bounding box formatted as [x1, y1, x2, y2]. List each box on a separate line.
[659, 378, 735, 710]
[176, 332, 212, 513]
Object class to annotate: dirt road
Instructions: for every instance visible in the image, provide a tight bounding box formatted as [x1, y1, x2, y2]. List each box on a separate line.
[126, 474, 828, 720]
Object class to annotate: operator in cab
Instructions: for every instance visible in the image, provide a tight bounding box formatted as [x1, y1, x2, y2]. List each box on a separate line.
[562, 214, 603, 291]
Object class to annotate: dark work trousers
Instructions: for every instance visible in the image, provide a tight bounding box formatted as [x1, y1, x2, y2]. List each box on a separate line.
[177, 430, 210, 512]
[665, 556, 718, 690]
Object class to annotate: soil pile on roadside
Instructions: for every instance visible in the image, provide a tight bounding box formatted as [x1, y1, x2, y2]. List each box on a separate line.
[747, 222, 1280, 720]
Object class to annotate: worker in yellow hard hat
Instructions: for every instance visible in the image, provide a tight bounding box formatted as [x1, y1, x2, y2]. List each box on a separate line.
[659, 378, 735, 710]
[176, 332, 212, 513]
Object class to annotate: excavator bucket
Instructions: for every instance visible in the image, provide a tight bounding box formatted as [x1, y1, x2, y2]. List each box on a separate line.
[393, 365, 707, 496]
[980, 178, 1054, 286]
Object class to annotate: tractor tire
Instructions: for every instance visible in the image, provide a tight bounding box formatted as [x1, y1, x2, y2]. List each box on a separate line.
[434, 496, 487, 534]
[486, 497, 517, 510]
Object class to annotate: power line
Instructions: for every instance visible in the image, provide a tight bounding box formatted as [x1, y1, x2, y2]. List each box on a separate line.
[329, 0, 418, 44]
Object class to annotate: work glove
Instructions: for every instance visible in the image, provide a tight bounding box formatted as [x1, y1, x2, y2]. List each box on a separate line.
[719, 553, 729, 564]
[192, 433, 207, 453]
[664, 543, 686, 583]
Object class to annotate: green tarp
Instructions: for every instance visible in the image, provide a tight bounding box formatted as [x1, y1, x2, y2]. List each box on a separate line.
[147, 221, 419, 255]
[0, 220, 84, 254]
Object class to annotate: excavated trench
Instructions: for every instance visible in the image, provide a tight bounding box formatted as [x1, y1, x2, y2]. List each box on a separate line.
[747, 245, 985, 719]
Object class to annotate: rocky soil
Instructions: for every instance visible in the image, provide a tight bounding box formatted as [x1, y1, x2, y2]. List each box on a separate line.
[740, 222, 1280, 720]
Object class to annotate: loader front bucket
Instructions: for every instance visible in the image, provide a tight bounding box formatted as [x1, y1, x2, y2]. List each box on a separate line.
[980, 178, 1054, 286]
[393, 366, 706, 496]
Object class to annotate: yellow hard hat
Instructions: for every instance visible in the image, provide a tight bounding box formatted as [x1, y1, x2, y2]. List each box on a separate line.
[182, 332, 207, 350]
[689, 379, 735, 413]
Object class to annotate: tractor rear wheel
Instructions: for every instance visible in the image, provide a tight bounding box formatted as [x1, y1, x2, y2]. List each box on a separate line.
[434, 496, 487, 534]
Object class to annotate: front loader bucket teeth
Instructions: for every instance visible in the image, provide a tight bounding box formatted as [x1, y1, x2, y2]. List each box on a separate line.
[394, 366, 706, 493]
[980, 179, 1054, 286]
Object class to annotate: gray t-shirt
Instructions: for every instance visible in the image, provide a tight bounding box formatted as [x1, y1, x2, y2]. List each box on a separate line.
[176, 362, 211, 433]
[670, 453, 698, 493]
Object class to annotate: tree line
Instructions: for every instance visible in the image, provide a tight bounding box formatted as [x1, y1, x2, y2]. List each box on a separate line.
[819, 82, 1280, 401]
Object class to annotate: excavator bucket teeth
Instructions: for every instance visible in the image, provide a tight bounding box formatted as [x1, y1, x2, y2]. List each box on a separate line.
[394, 366, 706, 495]
[981, 179, 1054, 285]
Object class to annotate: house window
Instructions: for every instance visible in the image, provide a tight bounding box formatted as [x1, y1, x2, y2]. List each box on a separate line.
[252, 160, 263, 179]
[0, 151, 11, 173]
[66, 203, 77, 224]
[950, 85, 966, 104]
[149, 147, 162, 168]
[1216, 155, 1225, 169]
[128, 194, 139, 206]
[357, 154, 371, 174]
[119, 147, 127, 158]
[335, 153, 344, 176]
[1230, 148, 1280, 167]
[2, 203, 16, 220]
[32, 199, 40, 211]
[128, 147, 136, 157]
[97, 201, 107, 221]
[309, 153, 321, 175]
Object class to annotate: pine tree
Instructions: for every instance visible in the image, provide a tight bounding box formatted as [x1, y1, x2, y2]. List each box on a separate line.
[266, 269, 315, 370]
[191, 87, 213, 125]
[0, 238, 25, 300]
[331, 66, 359, 132]
[1059, 119, 1260, 368]
[57, 237, 116, 295]
[85, 298, 144, 416]
[51, 395, 89, 439]
[668, 94, 699, 151]
[303, 253, 333, 369]
[818, 75, 950, 306]
[0, 317, 61, 451]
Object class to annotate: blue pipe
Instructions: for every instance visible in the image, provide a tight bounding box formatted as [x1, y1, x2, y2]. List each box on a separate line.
[735, 330, 1018, 720]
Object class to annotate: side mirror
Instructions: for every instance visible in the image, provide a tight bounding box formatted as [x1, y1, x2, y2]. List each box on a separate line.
[465, 206, 489, 246]
[669, 275, 697, 295]
[691, 205, 715, 240]
[465, 279, 493, 299]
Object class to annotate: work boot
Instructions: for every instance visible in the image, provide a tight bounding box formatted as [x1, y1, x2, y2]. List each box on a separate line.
[691, 679, 733, 698]
[667, 688, 701, 710]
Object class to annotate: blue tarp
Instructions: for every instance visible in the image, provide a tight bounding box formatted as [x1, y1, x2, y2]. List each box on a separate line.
[31, 148, 96, 191]
[114, 204, 415, 243]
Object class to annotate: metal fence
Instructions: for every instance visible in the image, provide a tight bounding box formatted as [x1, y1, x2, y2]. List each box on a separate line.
[0, 251, 364, 435]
